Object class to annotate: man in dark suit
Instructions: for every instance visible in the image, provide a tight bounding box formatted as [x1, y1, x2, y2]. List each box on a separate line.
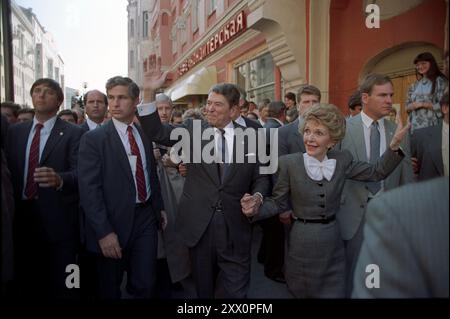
[411, 92, 449, 180]
[352, 177, 449, 298]
[232, 96, 263, 130]
[77, 76, 164, 299]
[259, 101, 287, 282]
[80, 90, 108, 132]
[6, 78, 84, 298]
[137, 57, 270, 298]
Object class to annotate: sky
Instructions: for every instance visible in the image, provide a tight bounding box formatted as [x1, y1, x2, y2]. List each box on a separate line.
[15, 0, 128, 93]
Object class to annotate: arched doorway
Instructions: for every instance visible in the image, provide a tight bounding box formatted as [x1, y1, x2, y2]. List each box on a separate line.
[360, 43, 445, 121]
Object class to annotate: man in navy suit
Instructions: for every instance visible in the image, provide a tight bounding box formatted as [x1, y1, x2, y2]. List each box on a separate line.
[6, 78, 84, 298]
[78, 76, 164, 299]
[80, 90, 108, 132]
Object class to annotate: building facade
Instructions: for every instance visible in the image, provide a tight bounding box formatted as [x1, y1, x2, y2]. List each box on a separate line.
[127, 0, 448, 115]
[1, 1, 65, 107]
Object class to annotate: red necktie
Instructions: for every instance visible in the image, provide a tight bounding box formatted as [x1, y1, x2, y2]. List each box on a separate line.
[24, 123, 43, 199]
[127, 126, 147, 202]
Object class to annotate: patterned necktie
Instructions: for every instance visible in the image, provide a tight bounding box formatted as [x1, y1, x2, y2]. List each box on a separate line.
[368, 120, 381, 194]
[24, 123, 44, 199]
[127, 126, 147, 202]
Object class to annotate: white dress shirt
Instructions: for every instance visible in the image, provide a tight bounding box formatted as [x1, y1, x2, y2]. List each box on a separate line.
[235, 115, 247, 127]
[214, 121, 234, 164]
[86, 117, 101, 130]
[112, 118, 151, 203]
[22, 116, 57, 199]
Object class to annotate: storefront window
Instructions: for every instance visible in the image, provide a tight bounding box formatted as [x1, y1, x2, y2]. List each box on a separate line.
[235, 52, 275, 104]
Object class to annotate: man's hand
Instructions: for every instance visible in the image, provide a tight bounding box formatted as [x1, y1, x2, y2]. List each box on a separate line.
[142, 54, 170, 102]
[98, 232, 122, 259]
[178, 163, 187, 177]
[161, 153, 178, 168]
[34, 167, 62, 189]
[241, 193, 262, 217]
[153, 147, 162, 160]
[160, 210, 168, 231]
[390, 113, 411, 150]
[279, 210, 293, 225]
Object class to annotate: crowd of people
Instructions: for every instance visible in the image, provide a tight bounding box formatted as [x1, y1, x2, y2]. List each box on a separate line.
[1, 51, 448, 299]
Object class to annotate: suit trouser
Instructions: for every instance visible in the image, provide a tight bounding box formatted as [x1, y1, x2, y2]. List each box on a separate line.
[13, 200, 79, 299]
[258, 215, 285, 278]
[189, 210, 251, 298]
[95, 203, 158, 299]
[344, 214, 365, 298]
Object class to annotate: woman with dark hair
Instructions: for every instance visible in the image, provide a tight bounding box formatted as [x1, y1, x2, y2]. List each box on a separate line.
[406, 52, 448, 132]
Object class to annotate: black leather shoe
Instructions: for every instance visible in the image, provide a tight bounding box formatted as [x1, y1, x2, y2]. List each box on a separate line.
[265, 273, 286, 283]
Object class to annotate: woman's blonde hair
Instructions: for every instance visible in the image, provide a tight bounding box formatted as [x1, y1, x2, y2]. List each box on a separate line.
[299, 103, 346, 144]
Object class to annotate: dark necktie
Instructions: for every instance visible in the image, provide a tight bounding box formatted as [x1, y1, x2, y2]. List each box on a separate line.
[368, 121, 381, 194]
[218, 129, 229, 183]
[127, 126, 147, 202]
[24, 123, 43, 199]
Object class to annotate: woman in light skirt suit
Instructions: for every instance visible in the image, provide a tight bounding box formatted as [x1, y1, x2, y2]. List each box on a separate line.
[241, 103, 410, 298]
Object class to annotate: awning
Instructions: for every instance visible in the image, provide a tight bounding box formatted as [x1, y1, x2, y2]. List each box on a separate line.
[165, 66, 217, 102]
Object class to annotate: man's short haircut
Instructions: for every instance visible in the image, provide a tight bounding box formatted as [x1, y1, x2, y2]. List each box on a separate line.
[155, 93, 173, 107]
[209, 83, 240, 108]
[57, 109, 78, 122]
[297, 85, 321, 102]
[30, 78, 64, 103]
[105, 76, 140, 100]
[17, 107, 35, 116]
[83, 90, 108, 105]
[267, 101, 287, 118]
[359, 73, 393, 95]
[348, 90, 362, 110]
[284, 92, 296, 103]
[171, 110, 183, 120]
[1, 101, 21, 116]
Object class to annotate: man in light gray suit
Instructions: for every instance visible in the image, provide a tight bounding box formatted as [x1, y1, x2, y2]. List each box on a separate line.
[352, 176, 449, 298]
[336, 74, 414, 296]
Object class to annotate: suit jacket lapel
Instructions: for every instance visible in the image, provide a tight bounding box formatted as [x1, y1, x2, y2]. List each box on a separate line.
[349, 115, 368, 161]
[18, 121, 33, 190]
[294, 118, 303, 152]
[106, 121, 135, 185]
[40, 118, 65, 165]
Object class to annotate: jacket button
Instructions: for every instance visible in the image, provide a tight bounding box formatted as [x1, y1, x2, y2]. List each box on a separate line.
[360, 204, 365, 209]
[319, 204, 325, 208]
[317, 183, 323, 187]
[318, 194, 325, 198]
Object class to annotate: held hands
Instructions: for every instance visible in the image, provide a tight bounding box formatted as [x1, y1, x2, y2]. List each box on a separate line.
[390, 113, 411, 151]
[34, 167, 62, 189]
[178, 163, 187, 177]
[143, 54, 170, 94]
[99, 232, 122, 259]
[241, 193, 263, 218]
[279, 210, 293, 225]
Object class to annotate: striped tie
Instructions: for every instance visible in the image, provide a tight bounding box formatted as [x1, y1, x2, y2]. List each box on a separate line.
[24, 123, 43, 199]
[127, 126, 147, 202]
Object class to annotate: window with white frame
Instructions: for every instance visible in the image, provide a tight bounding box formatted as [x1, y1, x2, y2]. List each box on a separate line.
[142, 11, 149, 39]
[208, 0, 217, 15]
[235, 52, 275, 105]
